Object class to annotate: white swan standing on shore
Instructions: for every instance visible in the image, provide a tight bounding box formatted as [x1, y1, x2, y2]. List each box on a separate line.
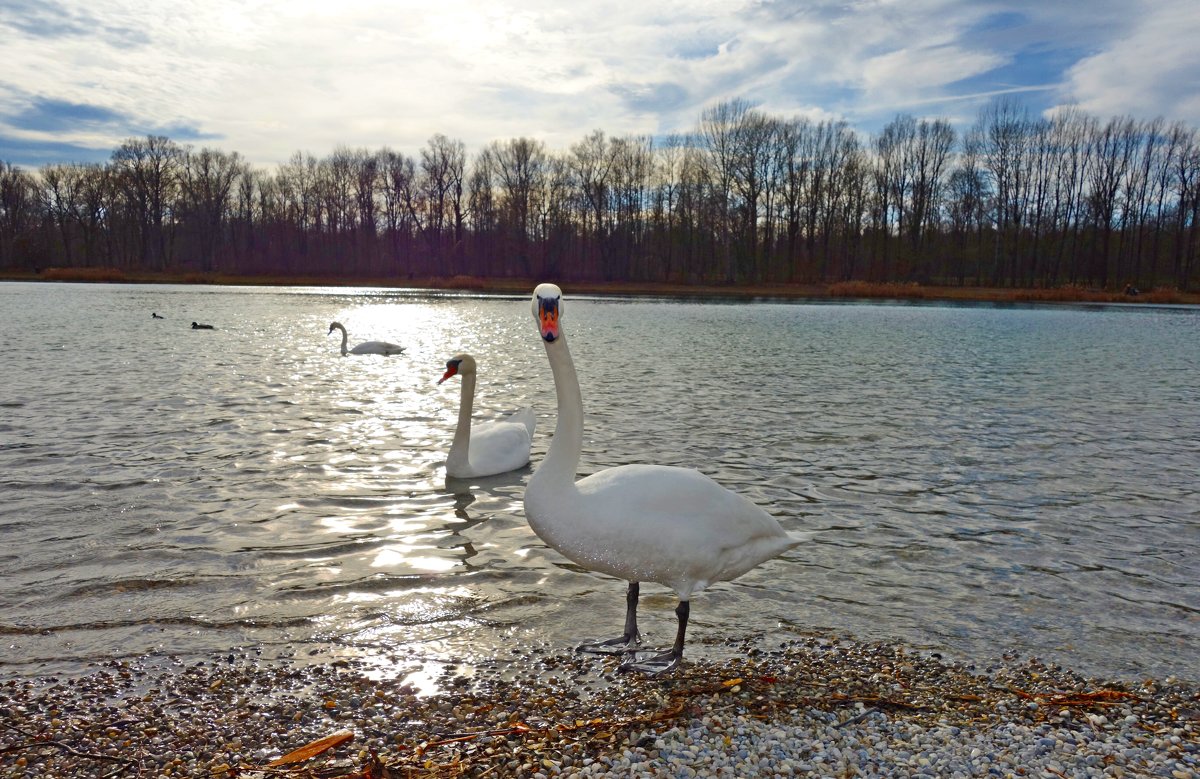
[328, 321, 405, 356]
[438, 354, 535, 478]
[523, 283, 802, 674]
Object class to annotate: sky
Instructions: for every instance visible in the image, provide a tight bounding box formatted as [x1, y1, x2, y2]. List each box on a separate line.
[2, 0, 1198, 171]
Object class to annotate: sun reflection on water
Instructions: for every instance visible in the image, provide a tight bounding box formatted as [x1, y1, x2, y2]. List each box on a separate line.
[3, 284, 1197, 683]
[372, 546, 459, 573]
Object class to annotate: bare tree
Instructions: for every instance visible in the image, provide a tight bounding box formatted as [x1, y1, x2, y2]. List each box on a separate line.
[484, 137, 547, 276]
[179, 147, 245, 272]
[650, 133, 690, 281]
[349, 148, 381, 272]
[770, 118, 811, 282]
[0, 161, 40, 268]
[275, 151, 320, 268]
[907, 118, 955, 280]
[945, 128, 988, 285]
[231, 165, 264, 270]
[319, 148, 357, 267]
[839, 144, 870, 281]
[420, 134, 467, 270]
[13, 97, 1200, 291]
[1087, 116, 1138, 288]
[873, 115, 916, 279]
[729, 110, 776, 281]
[569, 129, 614, 279]
[379, 149, 419, 275]
[699, 98, 752, 282]
[466, 149, 499, 275]
[41, 163, 88, 266]
[537, 155, 575, 279]
[977, 100, 1033, 286]
[1168, 125, 1200, 288]
[110, 135, 183, 270]
[609, 134, 653, 280]
[1046, 109, 1094, 284]
[815, 121, 860, 281]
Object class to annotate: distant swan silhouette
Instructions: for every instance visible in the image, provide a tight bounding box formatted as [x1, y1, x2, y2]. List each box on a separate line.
[191, 321, 214, 329]
[438, 353, 535, 478]
[523, 283, 802, 674]
[152, 312, 164, 319]
[328, 321, 404, 356]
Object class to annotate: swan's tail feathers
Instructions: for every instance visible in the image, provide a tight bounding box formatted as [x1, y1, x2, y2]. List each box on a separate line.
[510, 406, 537, 436]
[782, 531, 810, 551]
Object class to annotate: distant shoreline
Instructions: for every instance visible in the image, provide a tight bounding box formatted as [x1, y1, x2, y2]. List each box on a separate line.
[3, 267, 1199, 306]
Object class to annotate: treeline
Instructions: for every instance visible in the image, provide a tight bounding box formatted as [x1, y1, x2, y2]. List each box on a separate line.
[1, 97, 1198, 290]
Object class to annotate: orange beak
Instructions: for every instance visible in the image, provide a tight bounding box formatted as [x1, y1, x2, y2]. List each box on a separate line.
[538, 297, 560, 342]
[438, 365, 458, 384]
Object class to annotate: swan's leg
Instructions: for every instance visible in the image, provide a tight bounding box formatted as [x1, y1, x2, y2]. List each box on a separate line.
[618, 599, 688, 675]
[577, 581, 642, 654]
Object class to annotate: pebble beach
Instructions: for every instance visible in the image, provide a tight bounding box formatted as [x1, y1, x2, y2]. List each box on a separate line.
[2, 636, 1196, 778]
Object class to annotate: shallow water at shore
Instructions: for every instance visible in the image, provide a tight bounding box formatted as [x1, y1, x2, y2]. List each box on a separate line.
[0, 281, 1197, 684]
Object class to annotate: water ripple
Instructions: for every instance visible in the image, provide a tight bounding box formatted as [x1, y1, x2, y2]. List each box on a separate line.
[0, 284, 1197, 683]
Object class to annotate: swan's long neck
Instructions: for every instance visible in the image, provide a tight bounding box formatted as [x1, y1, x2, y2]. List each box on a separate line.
[449, 372, 477, 465]
[337, 326, 349, 356]
[534, 333, 583, 489]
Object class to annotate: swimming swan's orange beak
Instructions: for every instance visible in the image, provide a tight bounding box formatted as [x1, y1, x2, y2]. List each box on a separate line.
[538, 297, 560, 342]
[438, 364, 459, 384]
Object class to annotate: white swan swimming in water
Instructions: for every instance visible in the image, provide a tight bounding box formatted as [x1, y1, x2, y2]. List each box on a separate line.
[439, 354, 536, 479]
[328, 321, 405, 356]
[523, 283, 802, 674]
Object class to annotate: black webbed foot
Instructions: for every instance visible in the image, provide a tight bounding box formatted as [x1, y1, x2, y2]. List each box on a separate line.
[618, 648, 681, 675]
[576, 633, 641, 655]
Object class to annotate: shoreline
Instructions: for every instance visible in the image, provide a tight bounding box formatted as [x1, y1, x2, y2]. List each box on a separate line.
[4, 268, 1199, 306]
[1, 636, 1196, 778]
[3, 275, 1196, 776]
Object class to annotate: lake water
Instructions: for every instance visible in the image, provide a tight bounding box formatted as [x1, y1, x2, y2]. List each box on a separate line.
[1, 282, 1197, 686]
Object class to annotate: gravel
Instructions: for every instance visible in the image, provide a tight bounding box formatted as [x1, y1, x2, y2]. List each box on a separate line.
[1, 635, 1196, 778]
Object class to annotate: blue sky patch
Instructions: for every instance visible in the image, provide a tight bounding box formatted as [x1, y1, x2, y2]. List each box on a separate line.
[11, 97, 127, 133]
[968, 11, 1028, 36]
[947, 43, 1082, 113]
[0, 134, 111, 167]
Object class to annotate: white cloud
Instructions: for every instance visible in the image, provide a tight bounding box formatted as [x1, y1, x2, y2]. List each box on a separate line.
[1, 0, 1197, 168]
[860, 45, 1006, 108]
[1060, 0, 1200, 124]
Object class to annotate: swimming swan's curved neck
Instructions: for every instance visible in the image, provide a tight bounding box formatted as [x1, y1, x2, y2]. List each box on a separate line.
[450, 371, 478, 464]
[334, 325, 349, 355]
[535, 333, 584, 489]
